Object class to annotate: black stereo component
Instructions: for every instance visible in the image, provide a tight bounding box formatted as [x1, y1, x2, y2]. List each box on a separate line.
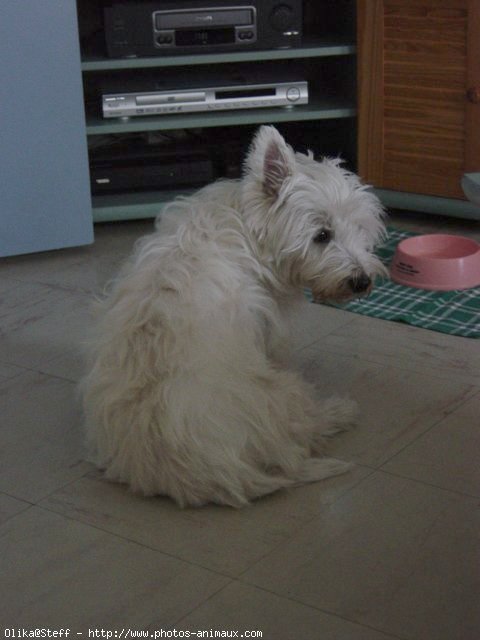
[89, 141, 215, 194]
[104, 0, 303, 57]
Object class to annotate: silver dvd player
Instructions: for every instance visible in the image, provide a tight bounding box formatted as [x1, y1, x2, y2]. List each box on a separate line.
[102, 77, 308, 118]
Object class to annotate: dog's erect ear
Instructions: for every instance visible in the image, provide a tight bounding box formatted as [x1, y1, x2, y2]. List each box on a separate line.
[245, 126, 295, 198]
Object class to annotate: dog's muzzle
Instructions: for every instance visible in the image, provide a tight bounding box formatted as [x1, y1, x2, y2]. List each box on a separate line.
[310, 269, 377, 304]
[347, 272, 372, 294]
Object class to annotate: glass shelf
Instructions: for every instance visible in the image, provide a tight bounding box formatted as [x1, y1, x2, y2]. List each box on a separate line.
[92, 188, 197, 222]
[81, 39, 356, 71]
[86, 98, 356, 136]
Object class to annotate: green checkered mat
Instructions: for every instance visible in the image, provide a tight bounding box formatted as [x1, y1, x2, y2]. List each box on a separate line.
[310, 228, 480, 338]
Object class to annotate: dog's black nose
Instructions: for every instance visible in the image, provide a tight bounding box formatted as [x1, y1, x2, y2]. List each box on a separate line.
[348, 273, 372, 293]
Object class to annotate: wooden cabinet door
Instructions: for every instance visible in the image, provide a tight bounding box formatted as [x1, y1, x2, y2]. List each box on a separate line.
[357, 0, 480, 199]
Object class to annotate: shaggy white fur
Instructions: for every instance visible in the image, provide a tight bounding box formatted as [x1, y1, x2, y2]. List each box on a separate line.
[82, 125, 386, 507]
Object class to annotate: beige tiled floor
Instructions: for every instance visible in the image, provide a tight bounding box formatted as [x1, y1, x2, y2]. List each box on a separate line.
[0, 211, 479, 639]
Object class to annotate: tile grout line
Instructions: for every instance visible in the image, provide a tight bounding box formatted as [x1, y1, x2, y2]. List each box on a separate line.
[0, 359, 80, 384]
[232, 465, 379, 582]
[228, 578, 411, 640]
[376, 467, 480, 502]
[299, 342, 480, 385]
[168, 581, 237, 631]
[36, 500, 237, 581]
[0, 490, 35, 526]
[375, 386, 479, 484]
[34, 464, 379, 585]
[293, 316, 357, 353]
[0, 489, 35, 505]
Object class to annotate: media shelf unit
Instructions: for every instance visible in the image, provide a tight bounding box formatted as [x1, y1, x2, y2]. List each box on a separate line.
[77, 0, 358, 222]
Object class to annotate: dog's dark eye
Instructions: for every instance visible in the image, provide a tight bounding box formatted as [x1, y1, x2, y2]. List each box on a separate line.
[313, 229, 332, 244]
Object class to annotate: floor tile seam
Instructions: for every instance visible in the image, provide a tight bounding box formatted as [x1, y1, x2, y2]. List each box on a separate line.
[227, 468, 478, 591]
[376, 401, 478, 472]
[293, 318, 357, 353]
[0, 273, 92, 296]
[36, 369, 79, 384]
[326, 308, 480, 343]
[0, 489, 35, 505]
[0, 272, 44, 293]
[233, 466, 379, 581]
[1, 280, 91, 306]
[299, 342, 479, 385]
[0, 494, 35, 526]
[0, 359, 79, 385]
[0, 365, 30, 384]
[28, 365, 80, 384]
[35, 501, 237, 580]
[375, 467, 480, 502]
[331, 310, 478, 342]
[0, 274, 31, 289]
[31, 464, 100, 507]
[34, 466, 378, 583]
[230, 579, 410, 640]
[169, 580, 238, 630]
[444, 385, 480, 416]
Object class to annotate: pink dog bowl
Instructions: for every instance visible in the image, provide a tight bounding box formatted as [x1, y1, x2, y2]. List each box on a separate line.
[390, 234, 480, 291]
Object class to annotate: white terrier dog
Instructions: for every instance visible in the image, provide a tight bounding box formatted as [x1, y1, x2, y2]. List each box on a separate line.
[82, 126, 386, 507]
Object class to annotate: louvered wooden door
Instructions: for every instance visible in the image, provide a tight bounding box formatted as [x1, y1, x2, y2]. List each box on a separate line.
[357, 0, 480, 199]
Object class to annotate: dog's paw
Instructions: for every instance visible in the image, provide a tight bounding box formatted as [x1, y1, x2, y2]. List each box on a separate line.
[319, 396, 358, 438]
[294, 457, 353, 485]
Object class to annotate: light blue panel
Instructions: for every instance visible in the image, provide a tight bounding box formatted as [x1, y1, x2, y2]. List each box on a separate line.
[0, 1, 93, 257]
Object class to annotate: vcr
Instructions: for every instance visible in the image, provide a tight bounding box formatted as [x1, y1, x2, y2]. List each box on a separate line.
[104, 0, 303, 57]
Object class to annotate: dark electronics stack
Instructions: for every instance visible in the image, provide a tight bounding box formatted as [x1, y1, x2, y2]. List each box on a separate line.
[86, 0, 305, 196]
